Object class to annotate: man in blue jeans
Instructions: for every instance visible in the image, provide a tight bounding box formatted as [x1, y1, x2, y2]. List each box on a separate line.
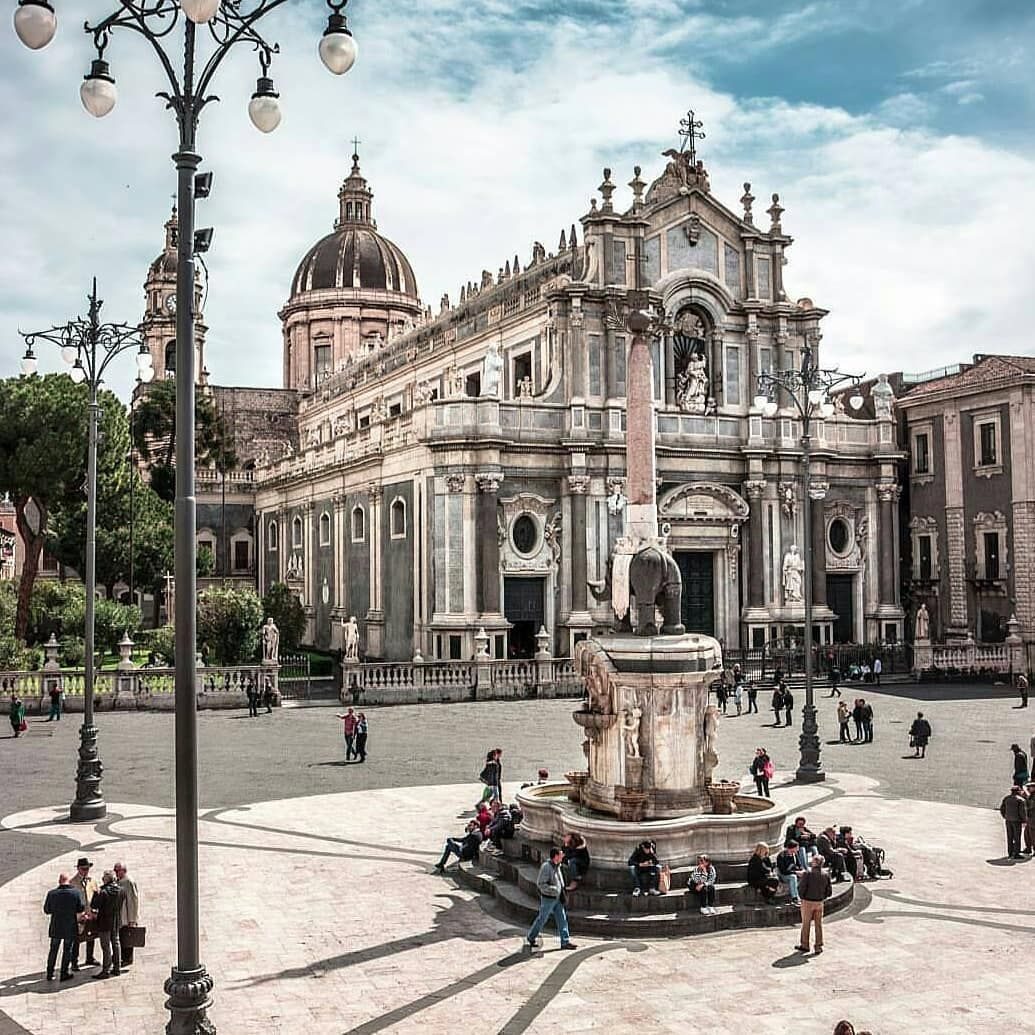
[523, 847, 578, 952]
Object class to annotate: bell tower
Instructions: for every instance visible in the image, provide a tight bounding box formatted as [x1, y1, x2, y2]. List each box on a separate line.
[141, 206, 208, 384]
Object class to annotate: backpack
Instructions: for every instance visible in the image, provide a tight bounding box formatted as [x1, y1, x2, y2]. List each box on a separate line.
[479, 764, 494, 784]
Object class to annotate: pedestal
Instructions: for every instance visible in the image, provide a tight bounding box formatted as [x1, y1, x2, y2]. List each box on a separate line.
[341, 657, 360, 703]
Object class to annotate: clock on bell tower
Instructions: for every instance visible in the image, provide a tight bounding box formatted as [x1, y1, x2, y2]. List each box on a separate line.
[140, 205, 207, 385]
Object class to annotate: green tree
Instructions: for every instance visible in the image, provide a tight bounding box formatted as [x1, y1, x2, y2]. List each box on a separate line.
[197, 543, 215, 577]
[131, 378, 237, 503]
[0, 374, 96, 638]
[262, 582, 306, 655]
[197, 584, 263, 665]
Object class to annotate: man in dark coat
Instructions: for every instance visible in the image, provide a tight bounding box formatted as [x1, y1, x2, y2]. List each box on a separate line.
[783, 687, 794, 727]
[89, 871, 123, 978]
[44, 874, 85, 981]
[1000, 786, 1028, 860]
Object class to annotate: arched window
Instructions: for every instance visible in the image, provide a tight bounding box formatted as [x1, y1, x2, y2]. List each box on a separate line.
[319, 511, 331, 547]
[351, 505, 365, 542]
[390, 497, 406, 538]
[292, 515, 303, 549]
[165, 339, 176, 374]
[268, 518, 278, 552]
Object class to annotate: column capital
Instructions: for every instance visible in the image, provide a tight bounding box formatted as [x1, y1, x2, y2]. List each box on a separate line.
[808, 481, 829, 501]
[367, 483, 383, 504]
[475, 472, 503, 494]
[301, 500, 315, 515]
[445, 472, 466, 493]
[877, 483, 900, 503]
[567, 474, 591, 495]
[743, 479, 767, 500]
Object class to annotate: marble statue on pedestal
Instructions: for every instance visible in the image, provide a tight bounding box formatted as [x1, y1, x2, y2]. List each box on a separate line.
[262, 617, 280, 664]
[915, 603, 930, 642]
[343, 615, 360, 661]
[782, 545, 804, 603]
[482, 340, 502, 398]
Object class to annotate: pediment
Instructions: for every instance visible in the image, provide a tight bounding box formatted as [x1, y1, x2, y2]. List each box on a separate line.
[658, 482, 749, 522]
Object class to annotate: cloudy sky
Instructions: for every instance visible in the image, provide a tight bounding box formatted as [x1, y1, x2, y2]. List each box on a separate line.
[3, 0, 1033, 397]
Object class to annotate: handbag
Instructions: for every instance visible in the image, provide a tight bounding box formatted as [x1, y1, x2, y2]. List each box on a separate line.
[762, 760, 774, 779]
[122, 925, 147, 948]
[18, 720, 27, 732]
[658, 865, 672, 893]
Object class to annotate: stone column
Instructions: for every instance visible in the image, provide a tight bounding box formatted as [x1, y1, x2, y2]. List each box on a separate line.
[366, 484, 385, 656]
[743, 480, 767, 608]
[475, 472, 502, 614]
[877, 484, 897, 606]
[625, 329, 659, 543]
[302, 501, 315, 605]
[810, 482, 828, 608]
[568, 474, 591, 613]
[663, 333, 676, 407]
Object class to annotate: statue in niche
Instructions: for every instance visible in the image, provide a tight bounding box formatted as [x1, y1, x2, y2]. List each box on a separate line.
[914, 603, 931, 642]
[333, 411, 355, 438]
[482, 339, 503, 398]
[622, 706, 642, 758]
[782, 544, 805, 603]
[872, 373, 896, 420]
[676, 352, 708, 413]
[702, 704, 719, 783]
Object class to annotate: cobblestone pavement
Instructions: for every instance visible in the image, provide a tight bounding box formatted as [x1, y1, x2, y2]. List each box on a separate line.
[1, 682, 1032, 1033]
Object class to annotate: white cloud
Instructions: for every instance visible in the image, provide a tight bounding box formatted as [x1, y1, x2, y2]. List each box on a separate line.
[1, 0, 1032, 399]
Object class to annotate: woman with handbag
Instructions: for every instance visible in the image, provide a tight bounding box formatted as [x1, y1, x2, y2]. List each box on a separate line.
[8, 693, 26, 738]
[750, 747, 773, 797]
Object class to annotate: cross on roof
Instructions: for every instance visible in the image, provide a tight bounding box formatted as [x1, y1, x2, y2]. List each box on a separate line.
[678, 109, 705, 166]
[351, 135, 361, 158]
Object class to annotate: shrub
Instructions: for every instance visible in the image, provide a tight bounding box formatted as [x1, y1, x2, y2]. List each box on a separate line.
[138, 624, 176, 665]
[197, 584, 264, 665]
[0, 634, 36, 671]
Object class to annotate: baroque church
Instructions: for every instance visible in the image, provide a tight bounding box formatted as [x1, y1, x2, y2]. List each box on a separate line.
[138, 142, 905, 662]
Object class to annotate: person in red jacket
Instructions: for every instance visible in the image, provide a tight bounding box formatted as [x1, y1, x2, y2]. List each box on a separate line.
[335, 708, 359, 760]
[475, 802, 493, 837]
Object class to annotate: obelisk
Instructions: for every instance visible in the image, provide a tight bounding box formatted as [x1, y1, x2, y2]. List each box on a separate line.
[624, 308, 659, 547]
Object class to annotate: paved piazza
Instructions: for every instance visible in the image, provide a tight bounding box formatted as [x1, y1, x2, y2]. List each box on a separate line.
[1, 686, 1033, 1035]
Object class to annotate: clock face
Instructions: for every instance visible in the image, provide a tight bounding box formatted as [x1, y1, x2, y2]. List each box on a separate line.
[164, 293, 177, 315]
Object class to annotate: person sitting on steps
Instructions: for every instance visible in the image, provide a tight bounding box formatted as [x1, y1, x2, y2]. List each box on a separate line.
[562, 832, 590, 892]
[776, 841, 806, 905]
[433, 820, 483, 872]
[628, 840, 661, 896]
[688, 853, 718, 915]
[747, 842, 780, 902]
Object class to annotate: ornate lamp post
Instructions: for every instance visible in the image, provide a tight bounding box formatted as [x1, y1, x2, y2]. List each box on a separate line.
[14, 1, 358, 1030]
[19, 279, 154, 821]
[755, 345, 863, 783]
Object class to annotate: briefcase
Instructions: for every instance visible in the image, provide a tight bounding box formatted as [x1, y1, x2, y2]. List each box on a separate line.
[122, 925, 147, 948]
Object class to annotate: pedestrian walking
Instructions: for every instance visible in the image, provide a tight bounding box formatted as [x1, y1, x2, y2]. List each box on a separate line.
[908, 712, 931, 758]
[69, 858, 98, 970]
[750, 747, 773, 797]
[771, 684, 785, 727]
[336, 707, 359, 759]
[245, 677, 258, 718]
[828, 665, 841, 698]
[88, 871, 122, 978]
[478, 749, 501, 802]
[46, 683, 63, 721]
[262, 676, 274, 713]
[1017, 672, 1029, 708]
[522, 846, 578, 952]
[1000, 785, 1028, 859]
[783, 686, 795, 727]
[851, 699, 864, 743]
[112, 862, 140, 967]
[872, 656, 882, 687]
[746, 681, 759, 714]
[837, 700, 851, 743]
[8, 693, 26, 738]
[861, 699, 874, 743]
[795, 855, 832, 954]
[733, 682, 743, 716]
[43, 873, 84, 982]
[1024, 782, 1035, 856]
[353, 712, 368, 762]
[716, 679, 728, 715]
[1011, 744, 1029, 785]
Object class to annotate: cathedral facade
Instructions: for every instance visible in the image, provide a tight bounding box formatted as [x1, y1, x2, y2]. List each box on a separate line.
[218, 145, 906, 661]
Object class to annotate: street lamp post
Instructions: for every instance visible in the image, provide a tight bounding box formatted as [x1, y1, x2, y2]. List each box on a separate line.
[19, 279, 154, 821]
[756, 345, 864, 783]
[14, 1, 358, 1030]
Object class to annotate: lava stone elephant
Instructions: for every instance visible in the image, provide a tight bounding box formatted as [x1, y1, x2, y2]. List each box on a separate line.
[628, 545, 685, 636]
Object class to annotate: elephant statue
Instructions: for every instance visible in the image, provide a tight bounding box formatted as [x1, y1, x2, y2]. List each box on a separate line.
[628, 544, 685, 637]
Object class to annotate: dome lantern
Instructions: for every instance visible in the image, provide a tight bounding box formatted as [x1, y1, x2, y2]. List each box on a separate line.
[335, 149, 374, 229]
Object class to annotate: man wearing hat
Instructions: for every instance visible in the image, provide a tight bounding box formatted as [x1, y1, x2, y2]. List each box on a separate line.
[69, 857, 99, 969]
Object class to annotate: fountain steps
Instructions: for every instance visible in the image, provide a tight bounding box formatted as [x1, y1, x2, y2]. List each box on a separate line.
[456, 855, 854, 938]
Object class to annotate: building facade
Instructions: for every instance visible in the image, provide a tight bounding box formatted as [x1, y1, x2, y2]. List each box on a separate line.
[243, 147, 904, 660]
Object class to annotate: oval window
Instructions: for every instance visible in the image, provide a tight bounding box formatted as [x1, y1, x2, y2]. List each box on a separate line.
[829, 518, 850, 554]
[512, 514, 538, 554]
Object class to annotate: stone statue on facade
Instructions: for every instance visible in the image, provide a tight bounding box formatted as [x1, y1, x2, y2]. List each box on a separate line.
[342, 615, 360, 661]
[782, 545, 805, 603]
[676, 352, 708, 414]
[872, 373, 895, 420]
[702, 704, 720, 783]
[914, 603, 931, 642]
[621, 706, 642, 758]
[482, 339, 503, 398]
[262, 617, 280, 664]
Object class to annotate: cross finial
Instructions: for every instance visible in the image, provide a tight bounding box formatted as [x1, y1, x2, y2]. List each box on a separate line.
[351, 135, 361, 159]
[678, 109, 705, 166]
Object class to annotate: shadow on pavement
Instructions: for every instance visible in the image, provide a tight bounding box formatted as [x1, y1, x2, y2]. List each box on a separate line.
[772, 951, 810, 968]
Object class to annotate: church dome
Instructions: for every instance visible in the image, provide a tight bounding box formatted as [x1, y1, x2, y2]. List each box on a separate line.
[289, 153, 419, 301]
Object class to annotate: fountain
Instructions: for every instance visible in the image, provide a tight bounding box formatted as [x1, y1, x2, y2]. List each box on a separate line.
[457, 305, 853, 935]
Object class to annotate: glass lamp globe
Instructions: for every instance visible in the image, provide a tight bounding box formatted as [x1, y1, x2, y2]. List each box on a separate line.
[61, 345, 77, 365]
[752, 394, 768, 411]
[763, 402, 779, 418]
[319, 27, 357, 75]
[848, 393, 864, 411]
[14, 0, 56, 49]
[807, 388, 824, 406]
[139, 364, 155, 384]
[81, 60, 117, 118]
[136, 349, 153, 372]
[180, 0, 220, 24]
[248, 91, 281, 133]
[70, 360, 87, 384]
[20, 351, 38, 376]
[820, 402, 835, 418]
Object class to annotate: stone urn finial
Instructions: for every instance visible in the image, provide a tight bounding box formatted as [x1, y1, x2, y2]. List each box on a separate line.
[705, 780, 741, 815]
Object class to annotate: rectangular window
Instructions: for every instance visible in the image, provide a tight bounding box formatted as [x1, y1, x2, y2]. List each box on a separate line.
[651, 337, 662, 401]
[513, 351, 532, 393]
[588, 333, 602, 396]
[918, 535, 933, 582]
[914, 432, 930, 474]
[724, 345, 741, 406]
[614, 335, 626, 396]
[465, 371, 481, 397]
[724, 242, 741, 295]
[756, 257, 772, 300]
[449, 634, 462, 660]
[609, 239, 627, 285]
[644, 236, 661, 284]
[759, 346, 772, 377]
[233, 539, 250, 571]
[314, 343, 332, 384]
[979, 422, 997, 466]
[984, 532, 1000, 580]
[388, 401, 402, 418]
[358, 414, 370, 430]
